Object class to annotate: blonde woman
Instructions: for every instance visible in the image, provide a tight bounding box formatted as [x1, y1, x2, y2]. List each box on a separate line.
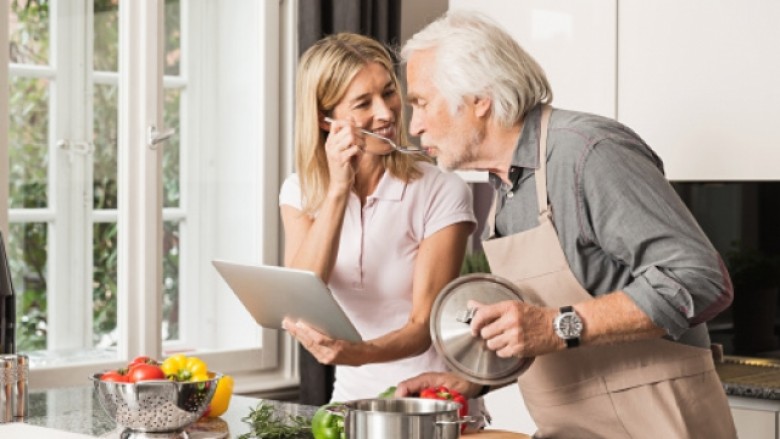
[279, 33, 477, 404]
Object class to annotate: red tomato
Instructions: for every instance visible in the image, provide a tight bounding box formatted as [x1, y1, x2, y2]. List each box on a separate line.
[128, 364, 166, 383]
[100, 370, 129, 383]
[419, 386, 469, 433]
[130, 355, 152, 366]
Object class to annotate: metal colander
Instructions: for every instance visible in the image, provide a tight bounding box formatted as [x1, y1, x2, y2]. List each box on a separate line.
[90, 372, 221, 437]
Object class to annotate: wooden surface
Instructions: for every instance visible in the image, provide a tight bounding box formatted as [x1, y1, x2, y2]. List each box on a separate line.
[468, 429, 532, 438]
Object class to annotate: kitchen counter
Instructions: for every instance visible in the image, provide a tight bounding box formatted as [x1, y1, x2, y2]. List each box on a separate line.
[716, 355, 780, 399]
[4, 385, 306, 438]
[0, 386, 530, 438]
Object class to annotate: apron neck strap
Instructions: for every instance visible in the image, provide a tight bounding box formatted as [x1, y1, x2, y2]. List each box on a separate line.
[535, 105, 553, 216]
[485, 104, 553, 238]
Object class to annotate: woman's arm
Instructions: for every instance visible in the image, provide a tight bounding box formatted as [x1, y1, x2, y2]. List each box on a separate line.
[280, 194, 348, 282]
[284, 221, 473, 366]
[281, 120, 365, 281]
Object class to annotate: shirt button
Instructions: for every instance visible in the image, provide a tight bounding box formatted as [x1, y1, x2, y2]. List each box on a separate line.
[507, 192, 514, 199]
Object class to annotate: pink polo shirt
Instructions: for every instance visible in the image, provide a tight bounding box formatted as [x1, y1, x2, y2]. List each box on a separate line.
[279, 162, 476, 401]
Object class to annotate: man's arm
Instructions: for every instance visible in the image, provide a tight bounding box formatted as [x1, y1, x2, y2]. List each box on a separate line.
[470, 291, 665, 359]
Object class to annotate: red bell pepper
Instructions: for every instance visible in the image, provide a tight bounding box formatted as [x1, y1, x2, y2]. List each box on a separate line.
[419, 386, 468, 432]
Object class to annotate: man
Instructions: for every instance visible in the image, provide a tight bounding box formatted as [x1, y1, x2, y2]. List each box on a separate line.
[396, 10, 736, 439]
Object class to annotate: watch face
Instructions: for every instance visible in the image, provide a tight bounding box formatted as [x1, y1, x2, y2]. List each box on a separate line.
[557, 313, 583, 338]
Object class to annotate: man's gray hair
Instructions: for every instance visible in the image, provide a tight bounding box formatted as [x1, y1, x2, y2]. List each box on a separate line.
[401, 10, 552, 127]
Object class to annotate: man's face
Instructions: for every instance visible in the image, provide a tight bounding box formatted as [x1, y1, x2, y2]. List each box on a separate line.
[406, 50, 484, 171]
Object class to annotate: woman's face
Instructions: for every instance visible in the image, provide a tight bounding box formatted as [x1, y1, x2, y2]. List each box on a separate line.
[330, 62, 402, 155]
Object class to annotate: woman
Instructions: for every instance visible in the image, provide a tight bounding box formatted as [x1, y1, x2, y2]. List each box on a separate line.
[279, 33, 477, 403]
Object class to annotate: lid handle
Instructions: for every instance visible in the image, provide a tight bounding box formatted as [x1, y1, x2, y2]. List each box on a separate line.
[455, 308, 477, 324]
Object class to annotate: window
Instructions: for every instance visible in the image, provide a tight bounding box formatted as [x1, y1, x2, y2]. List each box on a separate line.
[2, 0, 296, 391]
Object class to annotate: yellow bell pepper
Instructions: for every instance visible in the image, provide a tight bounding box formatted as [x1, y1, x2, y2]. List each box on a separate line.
[160, 354, 209, 382]
[205, 374, 234, 418]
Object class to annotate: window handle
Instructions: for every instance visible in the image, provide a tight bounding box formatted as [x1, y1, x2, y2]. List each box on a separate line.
[147, 125, 176, 149]
[57, 139, 94, 163]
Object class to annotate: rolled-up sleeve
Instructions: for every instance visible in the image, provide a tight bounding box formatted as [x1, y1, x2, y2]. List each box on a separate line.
[578, 138, 733, 339]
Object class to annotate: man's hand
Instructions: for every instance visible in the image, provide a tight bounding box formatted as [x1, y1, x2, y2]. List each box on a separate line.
[469, 300, 560, 358]
[395, 372, 483, 399]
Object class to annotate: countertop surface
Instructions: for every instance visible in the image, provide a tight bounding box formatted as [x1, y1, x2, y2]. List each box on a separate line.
[2, 386, 530, 438]
[717, 355, 780, 400]
[0, 353, 771, 438]
[0, 356, 773, 438]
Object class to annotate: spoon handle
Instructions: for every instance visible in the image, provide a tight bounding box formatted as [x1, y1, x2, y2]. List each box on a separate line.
[323, 117, 426, 154]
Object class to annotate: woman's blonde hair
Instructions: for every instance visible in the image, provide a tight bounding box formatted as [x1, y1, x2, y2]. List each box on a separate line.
[295, 33, 425, 215]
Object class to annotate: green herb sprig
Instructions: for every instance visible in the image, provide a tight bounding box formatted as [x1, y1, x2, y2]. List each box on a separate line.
[238, 402, 312, 439]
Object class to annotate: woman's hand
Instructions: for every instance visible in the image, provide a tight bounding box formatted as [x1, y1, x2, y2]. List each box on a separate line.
[324, 118, 365, 194]
[283, 317, 361, 366]
[395, 372, 483, 399]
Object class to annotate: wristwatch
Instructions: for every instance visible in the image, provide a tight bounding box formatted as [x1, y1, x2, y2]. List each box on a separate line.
[553, 306, 583, 348]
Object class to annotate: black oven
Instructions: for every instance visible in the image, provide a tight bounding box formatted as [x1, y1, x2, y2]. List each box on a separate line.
[673, 182, 780, 358]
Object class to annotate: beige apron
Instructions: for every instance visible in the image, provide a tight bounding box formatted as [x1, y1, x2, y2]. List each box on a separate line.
[481, 106, 736, 439]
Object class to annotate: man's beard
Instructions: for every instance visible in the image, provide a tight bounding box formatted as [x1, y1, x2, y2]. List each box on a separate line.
[437, 127, 485, 172]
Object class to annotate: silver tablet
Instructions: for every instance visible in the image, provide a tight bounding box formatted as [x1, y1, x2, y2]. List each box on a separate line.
[212, 260, 363, 342]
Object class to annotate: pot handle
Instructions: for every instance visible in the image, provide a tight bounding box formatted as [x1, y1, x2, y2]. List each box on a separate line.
[324, 403, 349, 418]
[435, 415, 486, 427]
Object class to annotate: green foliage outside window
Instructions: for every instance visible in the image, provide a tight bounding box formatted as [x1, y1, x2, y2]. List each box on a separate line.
[8, 0, 51, 352]
[8, 0, 183, 351]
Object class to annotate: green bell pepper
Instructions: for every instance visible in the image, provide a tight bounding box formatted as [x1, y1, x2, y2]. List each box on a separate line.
[311, 403, 345, 439]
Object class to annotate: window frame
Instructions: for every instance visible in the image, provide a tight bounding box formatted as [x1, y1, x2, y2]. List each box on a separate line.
[1, 0, 299, 393]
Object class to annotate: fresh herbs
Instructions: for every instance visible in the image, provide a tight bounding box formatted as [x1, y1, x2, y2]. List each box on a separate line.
[238, 402, 312, 439]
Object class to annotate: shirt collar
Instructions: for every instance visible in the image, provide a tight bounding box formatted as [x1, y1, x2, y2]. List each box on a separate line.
[488, 104, 543, 190]
[367, 169, 405, 202]
[511, 104, 543, 170]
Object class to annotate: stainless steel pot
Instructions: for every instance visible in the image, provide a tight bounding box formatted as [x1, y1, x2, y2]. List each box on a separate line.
[330, 398, 472, 439]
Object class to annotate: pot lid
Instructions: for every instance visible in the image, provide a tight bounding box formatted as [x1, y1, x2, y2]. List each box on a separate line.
[430, 273, 534, 385]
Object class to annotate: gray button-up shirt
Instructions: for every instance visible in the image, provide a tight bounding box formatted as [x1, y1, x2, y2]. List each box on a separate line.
[486, 105, 733, 348]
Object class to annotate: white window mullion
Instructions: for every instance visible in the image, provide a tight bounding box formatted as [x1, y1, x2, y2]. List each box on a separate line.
[118, 0, 164, 361]
[49, 0, 94, 352]
[93, 70, 118, 85]
[183, 0, 211, 353]
[8, 64, 56, 78]
[257, 0, 282, 369]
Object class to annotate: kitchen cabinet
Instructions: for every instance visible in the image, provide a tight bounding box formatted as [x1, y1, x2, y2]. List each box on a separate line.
[451, 0, 780, 181]
[617, 0, 780, 180]
[729, 396, 780, 439]
[484, 384, 537, 433]
[449, 0, 616, 119]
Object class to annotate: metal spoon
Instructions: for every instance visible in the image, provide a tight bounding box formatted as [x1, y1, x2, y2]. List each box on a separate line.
[324, 117, 427, 154]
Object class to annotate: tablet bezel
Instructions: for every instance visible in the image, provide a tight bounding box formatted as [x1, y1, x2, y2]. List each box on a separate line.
[212, 260, 363, 343]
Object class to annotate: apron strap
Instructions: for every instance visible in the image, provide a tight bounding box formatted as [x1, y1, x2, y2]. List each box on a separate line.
[535, 105, 553, 216]
[485, 191, 499, 239]
[485, 105, 554, 237]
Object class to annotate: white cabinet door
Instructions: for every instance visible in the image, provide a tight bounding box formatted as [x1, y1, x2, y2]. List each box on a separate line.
[731, 408, 777, 439]
[449, 0, 617, 118]
[617, 0, 780, 180]
[483, 384, 537, 434]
